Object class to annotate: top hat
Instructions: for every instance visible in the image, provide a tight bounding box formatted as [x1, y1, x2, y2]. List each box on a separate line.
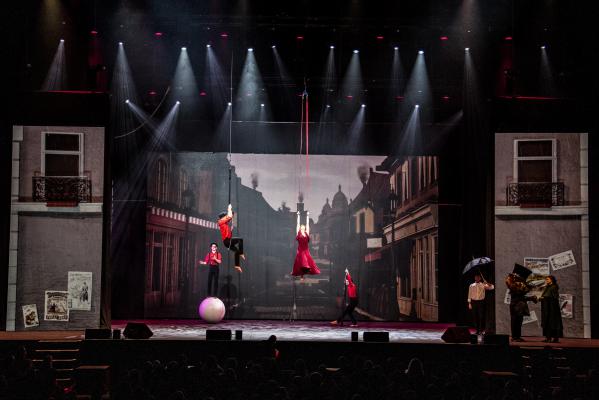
[512, 263, 532, 280]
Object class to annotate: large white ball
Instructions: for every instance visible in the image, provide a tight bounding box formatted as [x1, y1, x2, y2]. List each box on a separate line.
[198, 297, 226, 323]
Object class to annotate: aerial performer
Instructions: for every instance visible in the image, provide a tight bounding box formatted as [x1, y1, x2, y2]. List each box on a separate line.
[291, 211, 320, 280]
[218, 203, 245, 273]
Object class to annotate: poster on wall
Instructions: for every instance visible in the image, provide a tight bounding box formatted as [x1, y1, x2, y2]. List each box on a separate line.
[503, 290, 511, 305]
[22, 304, 39, 328]
[44, 291, 69, 321]
[523, 310, 538, 325]
[549, 250, 576, 271]
[68, 271, 92, 310]
[559, 294, 573, 318]
[524, 257, 550, 297]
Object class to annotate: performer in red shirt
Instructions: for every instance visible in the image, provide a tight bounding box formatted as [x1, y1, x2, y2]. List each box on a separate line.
[217, 203, 244, 272]
[330, 269, 358, 327]
[198, 242, 222, 297]
[291, 211, 320, 280]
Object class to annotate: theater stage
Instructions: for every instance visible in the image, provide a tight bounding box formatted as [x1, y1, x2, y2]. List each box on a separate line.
[1, 320, 597, 348]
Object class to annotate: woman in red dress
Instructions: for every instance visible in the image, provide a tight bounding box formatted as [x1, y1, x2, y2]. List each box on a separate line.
[292, 211, 321, 279]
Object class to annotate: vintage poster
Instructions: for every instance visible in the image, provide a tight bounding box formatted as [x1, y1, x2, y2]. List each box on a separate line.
[503, 290, 511, 305]
[44, 291, 69, 321]
[522, 310, 538, 325]
[549, 250, 576, 271]
[22, 304, 39, 328]
[524, 257, 550, 298]
[68, 271, 92, 310]
[559, 294, 573, 319]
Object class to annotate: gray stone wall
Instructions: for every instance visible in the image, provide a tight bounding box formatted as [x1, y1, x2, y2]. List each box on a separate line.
[15, 213, 103, 330]
[494, 217, 584, 338]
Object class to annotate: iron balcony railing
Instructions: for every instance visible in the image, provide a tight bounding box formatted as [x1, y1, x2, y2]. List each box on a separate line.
[506, 182, 564, 207]
[33, 176, 92, 203]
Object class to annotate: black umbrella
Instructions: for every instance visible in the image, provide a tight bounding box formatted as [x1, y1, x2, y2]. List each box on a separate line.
[462, 257, 494, 275]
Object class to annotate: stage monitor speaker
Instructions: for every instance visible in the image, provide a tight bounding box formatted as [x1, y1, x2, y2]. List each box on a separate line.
[206, 329, 232, 341]
[123, 323, 153, 339]
[112, 329, 121, 340]
[351, 331, 359, 342]
[483, 334, 510, 346]
[441, 326, 471, 343]
[85, 328, 111, 340]
[363, 331, 389, 342]
[235, 330, 243, 340]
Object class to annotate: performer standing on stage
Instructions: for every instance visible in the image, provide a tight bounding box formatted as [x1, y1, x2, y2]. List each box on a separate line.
[291, 211, 320, 280]
[218, 204, 245, 273]
[539, 275, 563, 343]
[505, 264, 537, 342]
[198, 243, 222, 297]
[467, 273, 494, 334]
[331, 269, 358, 327]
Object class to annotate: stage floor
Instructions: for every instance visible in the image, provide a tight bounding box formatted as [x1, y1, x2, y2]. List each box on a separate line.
[1, 320, 598, 348]
[111, 320, 452, 343]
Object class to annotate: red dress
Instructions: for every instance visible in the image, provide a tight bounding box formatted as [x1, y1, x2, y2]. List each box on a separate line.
[292, 232, 320, 276]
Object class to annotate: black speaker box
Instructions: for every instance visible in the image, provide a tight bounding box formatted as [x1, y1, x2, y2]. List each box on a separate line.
[123, 322, 153, 339]
[351, 331, 359, 342]
[206, 329, 232, 340]
[441, 326, 472, 343]
[235, 330, 243, 340]
[483, 334, 510, 346]
[363, 331, 389, 342]
[84, 328, 112, 339]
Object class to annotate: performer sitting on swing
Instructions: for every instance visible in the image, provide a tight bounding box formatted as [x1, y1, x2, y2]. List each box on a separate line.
[291, 210, 320, 280]
[218, 203, 245, 273]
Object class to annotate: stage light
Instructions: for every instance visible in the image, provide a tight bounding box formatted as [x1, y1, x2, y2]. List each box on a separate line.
[465, 47, 470, 51]
[260, 103, 265, 107]
[118, 42, 123, 46]
[415, 104, 420, 108]
[376, 35, 384, 40]
[394, 46, 399, 50]
[220, 32, 228, 38]
[227, 102, 232, 106]
[440, 36, 448, 41]
[206, 44, 211, 48]
[60, 39, 64, 43]
[154, 32, 163, 37]
[330, 45, 335, 49]
[540, 45, 546, 49]
[326, 104, 331, 108]
[181, 47, 187, 51]
[125, 99, 130, 104]
[248, 48, 253, 52]
[296, 36, 304, 40]
[176, 101, 180, 104]
[442, 96, 450, 101]
[272, 45, 276, 49]
[91, 30, 98, 36]
[361, 104, 366, 108]
[504, 36, 513, 41]
[353, 49, 359, 54]
[199, 91, 207, 96]
[418, 50, 424, 54]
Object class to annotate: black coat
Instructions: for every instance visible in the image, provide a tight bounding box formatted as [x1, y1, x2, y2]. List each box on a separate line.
[509, 291, 536, 317]
[540, 284, 563, 338]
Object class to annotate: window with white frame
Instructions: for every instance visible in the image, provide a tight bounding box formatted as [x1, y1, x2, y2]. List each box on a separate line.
[42, 132, 84, 176]
[513, 139, 556, 183]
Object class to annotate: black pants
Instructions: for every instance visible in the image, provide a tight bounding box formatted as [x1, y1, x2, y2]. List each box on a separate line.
[471, 300, 485, 333]
[511, 313, 524, 339]
[338, 298, 358, 325]
[223, 237, 244, 267]
[207, 266, 219, 297]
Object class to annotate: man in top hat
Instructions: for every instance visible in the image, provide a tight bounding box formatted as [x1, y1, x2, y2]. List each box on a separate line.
[506, 263, 537, 342]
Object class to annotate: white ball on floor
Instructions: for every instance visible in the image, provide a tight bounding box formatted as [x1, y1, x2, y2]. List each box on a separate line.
[198, 297, 226, 323]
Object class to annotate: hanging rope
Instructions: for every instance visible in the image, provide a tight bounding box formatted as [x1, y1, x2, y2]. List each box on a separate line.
[228, 52, 234, 205]
[299, 79, 310, 198]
